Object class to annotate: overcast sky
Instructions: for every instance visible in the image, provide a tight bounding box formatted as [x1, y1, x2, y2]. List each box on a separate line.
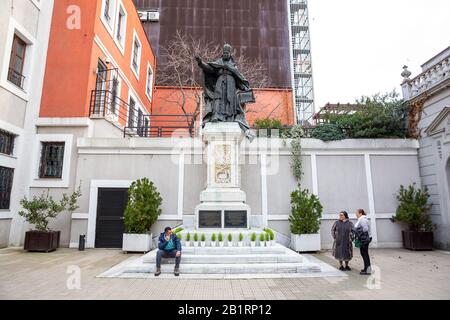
[308, 0, 450, 110]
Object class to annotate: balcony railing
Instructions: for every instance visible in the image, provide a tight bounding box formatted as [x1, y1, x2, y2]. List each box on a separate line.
[89, 89, 197, 138]
[7, 68, 25, 89]
[402, 55, 450, 101]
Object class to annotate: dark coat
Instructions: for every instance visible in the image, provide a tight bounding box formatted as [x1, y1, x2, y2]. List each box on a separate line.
[158, 232, 182, 252]
[331, 220, 354, 261]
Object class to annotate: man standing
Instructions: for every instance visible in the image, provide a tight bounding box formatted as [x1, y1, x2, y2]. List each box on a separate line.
[155, 226, 182, 277]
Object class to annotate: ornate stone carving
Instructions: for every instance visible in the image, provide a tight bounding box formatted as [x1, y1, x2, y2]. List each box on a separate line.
[214, 144, 231, 184]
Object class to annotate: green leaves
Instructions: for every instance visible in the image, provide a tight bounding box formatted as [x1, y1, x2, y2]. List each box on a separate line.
[311, 123, 345, 141]
[289, 187, 323, 235]
[254, 118, 283, 129]
[124, 178, 162, 234]
[18, 186, 82, 232]
[313, 91, 408, 141]
[392, 184, 434, 232]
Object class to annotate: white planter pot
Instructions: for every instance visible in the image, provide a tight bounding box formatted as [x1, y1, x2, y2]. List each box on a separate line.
[219, 242, 224, 247]
[194, 242, 199, 247]
[291, 233, 321, 252]
[201, 242, 206, 247]
[238, 242, 243, 247]
[250, 242, 256, 247]
[122, 233, 152, 253]
[227, 241, 233, 247]
[260, 241, 266, 247]
[211, 242, 216, 247]
[184, 241, 190, 247]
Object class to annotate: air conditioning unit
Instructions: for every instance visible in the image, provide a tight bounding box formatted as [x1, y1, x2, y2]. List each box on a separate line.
[148, 11, 160, 21]
[138, 11, 160, 22]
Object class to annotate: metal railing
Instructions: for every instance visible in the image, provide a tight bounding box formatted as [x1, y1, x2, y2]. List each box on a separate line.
[89, 89, 197, 138]
[7, 68, 25, 89]
[124, 114, 196, 138]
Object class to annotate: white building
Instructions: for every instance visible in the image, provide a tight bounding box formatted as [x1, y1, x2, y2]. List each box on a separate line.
[401, 46, 450, 250]
[0, 0, 55, 247]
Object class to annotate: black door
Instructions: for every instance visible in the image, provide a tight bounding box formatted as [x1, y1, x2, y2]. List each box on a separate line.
[95, 188, 128, 248]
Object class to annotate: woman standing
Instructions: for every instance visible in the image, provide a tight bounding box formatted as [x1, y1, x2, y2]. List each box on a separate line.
[353, 209, 372, 275]
[331, 211, 354, 271]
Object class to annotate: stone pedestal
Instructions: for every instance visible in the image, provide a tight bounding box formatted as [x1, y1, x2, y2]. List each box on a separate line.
[194, 122, 250, 229]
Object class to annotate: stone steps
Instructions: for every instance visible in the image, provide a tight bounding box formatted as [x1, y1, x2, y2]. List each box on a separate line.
[179, 245, 285, 255]
[143, 253, 303, 264]
[127, 262, 321, 274]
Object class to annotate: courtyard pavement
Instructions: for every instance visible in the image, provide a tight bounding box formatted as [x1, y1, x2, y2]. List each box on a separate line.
[0, 247, 449, 300]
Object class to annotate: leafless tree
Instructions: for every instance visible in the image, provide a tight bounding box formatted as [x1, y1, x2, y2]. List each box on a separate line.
[157, 31, 272, 130]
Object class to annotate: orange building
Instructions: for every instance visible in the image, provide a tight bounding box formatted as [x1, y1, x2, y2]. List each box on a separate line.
[40, 0, 156, 131]
[153, 87, 296, 128]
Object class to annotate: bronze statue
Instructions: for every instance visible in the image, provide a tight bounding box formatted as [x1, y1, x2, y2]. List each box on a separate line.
[195, 44, 256, 141]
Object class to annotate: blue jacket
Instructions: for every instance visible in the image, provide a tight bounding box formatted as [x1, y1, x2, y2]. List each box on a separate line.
[158, 232, 182, 252]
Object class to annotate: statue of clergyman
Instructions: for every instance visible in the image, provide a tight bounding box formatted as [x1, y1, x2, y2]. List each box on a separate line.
[195, 44, 256, 141]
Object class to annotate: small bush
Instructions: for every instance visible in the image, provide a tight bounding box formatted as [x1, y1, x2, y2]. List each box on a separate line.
[211, 233, 216, 241]
[218, 232, 223, 242]
[239, 232, 244, 242]
[254, 118, 283, 129]
[264, 228, 275, 240]
[186, 233, 190, 241]
[259, 233, 265, 242]
[265, 232, 270, 242]
[193, 233, 199, 242]
[289, 187, 323, 234]
[177, 233, 183, 241]
[250, 233, 256, 242]
[124, 178, 162, 234]
[392, 184, 435, 232]
[227, 233, 233, 242]
[281, 125, 305, 139]
[311, 123, 345, 141]
[201, 233, 206, 242]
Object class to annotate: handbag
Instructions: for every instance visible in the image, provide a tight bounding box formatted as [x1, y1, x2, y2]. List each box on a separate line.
[355, 239, 361, 248]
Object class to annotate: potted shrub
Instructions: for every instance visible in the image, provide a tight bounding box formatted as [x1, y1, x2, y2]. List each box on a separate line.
[264, 228, 275, 246]
[259, 232, 266, 247]
[185, 232, 191, 247]
[391, 184, 435, 250]
[289, 187, 323, 252]
[19, 187, 81, 252]
[265, 232, 271, 246]
[250, 232, 256, 247]
[200, 233, 206, 247]
[218, 232, 224, 247]
[211, 233, 217, 247]
[227, 233, 233, 247]
[193, 232, 199, 247]
[123, 178, 162, 253]
[238, 232, 244, 247]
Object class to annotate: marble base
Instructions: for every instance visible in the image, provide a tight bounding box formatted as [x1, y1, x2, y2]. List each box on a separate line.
[195, 202, 251, 229]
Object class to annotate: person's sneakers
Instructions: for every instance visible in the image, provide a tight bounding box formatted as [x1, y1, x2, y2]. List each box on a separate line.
[154, 267, 161, 277]
[345, 266, 351, 271]
[360, 270, 371, 275]
[174, 267, 180, 276]
[339, 266, 346, 271]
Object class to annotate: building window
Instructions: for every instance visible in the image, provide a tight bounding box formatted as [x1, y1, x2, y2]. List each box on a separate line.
[111, 76, 119, 114]
[131, 32, 142, 78]
[146, 64, 153, 100]
[116, 6, 127, 46]
[104, 0, 111, 21]
[0, 130, 15, 155]
[0, 166, 14, 209]
[39, 142, 65, 179]
[8, 35, 27, 89]
[128, 97, 136, 128]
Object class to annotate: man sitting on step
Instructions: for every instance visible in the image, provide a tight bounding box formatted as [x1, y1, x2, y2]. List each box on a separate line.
[155, 226, 182, 277]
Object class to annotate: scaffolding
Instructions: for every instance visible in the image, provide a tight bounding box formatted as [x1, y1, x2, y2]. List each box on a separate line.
[288, 0, 315, 125]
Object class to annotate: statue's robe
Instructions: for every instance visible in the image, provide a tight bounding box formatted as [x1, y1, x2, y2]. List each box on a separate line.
[199, 58, 252, 132]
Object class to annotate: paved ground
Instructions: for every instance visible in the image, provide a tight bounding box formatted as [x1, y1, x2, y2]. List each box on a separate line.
[0, 247, 449, 300]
